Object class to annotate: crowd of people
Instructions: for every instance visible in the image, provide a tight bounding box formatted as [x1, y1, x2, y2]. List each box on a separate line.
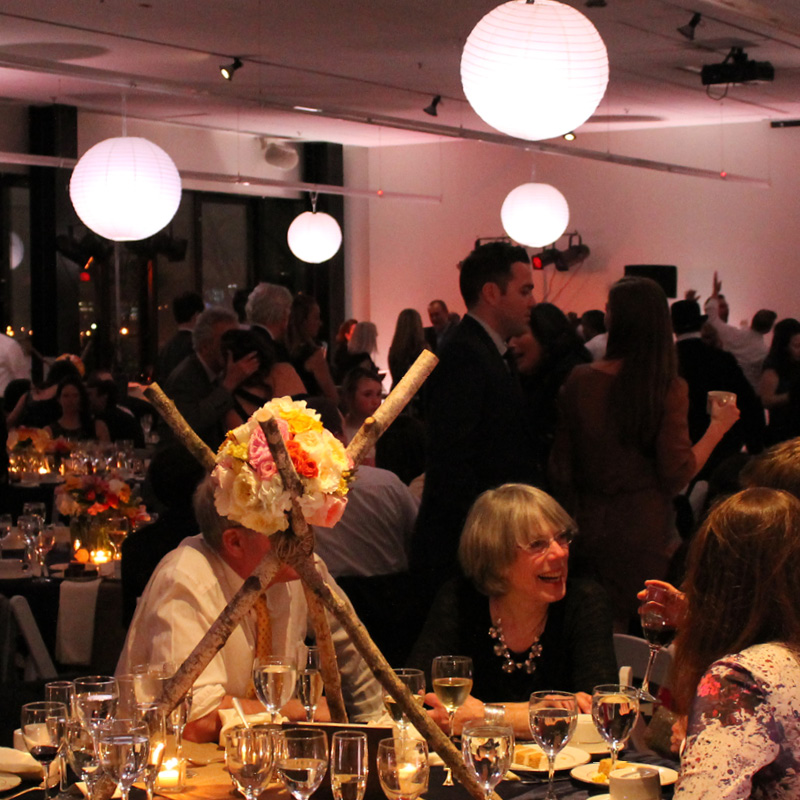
[4, 243, 800, 799]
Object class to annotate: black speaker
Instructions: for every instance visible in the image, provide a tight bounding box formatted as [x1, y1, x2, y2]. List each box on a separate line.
[624, 265, 678, 298]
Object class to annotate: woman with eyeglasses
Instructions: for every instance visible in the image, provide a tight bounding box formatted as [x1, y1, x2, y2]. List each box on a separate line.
[407, 483, 617, 737]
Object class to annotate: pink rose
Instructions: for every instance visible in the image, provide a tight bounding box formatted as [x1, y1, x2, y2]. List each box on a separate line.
[248, 423, 288, 482]
[306, 494, 347, 527]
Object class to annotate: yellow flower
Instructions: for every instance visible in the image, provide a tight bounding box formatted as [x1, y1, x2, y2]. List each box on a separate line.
[280, 408, 323, 435]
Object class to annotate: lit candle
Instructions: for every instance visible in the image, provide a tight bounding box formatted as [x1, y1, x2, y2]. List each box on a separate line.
[157, 758, 185, 792]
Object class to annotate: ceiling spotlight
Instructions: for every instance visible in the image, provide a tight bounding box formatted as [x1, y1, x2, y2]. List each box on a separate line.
[532, 233, 590, 271]
[220, 57, 243, 81]
[677, 12, 702, 41]
[423, 95, 442, 117]
[701, 47, 774, 86]
[563, 131, 576, 141]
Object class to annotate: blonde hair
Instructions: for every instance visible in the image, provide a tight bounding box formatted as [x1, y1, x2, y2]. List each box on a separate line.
[458, 483, 576, 596]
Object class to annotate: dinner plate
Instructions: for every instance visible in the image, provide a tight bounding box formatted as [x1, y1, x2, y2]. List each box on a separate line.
[570, 762, 679, 787]
[512, 744, 590, 771]
[0, 773, 22, 791]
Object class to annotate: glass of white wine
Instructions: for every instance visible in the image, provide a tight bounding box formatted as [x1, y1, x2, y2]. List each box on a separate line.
[432, 655, 473, 739]
[254, 655, 297, 723]
[528, 691, 578, 800]
[591, 684, 640, 774]
[382, 668, 425, 735]
[297, 647, 324, 722]
[331, 731, 368, 800]
[377, 738, 429, 800]
[276, 728, 328, 800]
[96, 719, 150, 800]
[461, 720, 514, 800]
[224, 725, 275, 800]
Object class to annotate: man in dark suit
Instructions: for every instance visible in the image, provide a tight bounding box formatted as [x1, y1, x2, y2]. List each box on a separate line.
[154, 291, 204, 384]
[423, 299, 456, 353]
[410, 241, 539, 601]
[245, 282, 294, 365]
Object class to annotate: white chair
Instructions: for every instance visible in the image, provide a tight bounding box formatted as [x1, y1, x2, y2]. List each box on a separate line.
[9, 595, 58, 681]
[613, 632, 673, 690]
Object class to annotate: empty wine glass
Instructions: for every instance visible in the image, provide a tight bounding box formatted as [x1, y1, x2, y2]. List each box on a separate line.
[638, 585, 677, 702]
[591, 684, 640, 774]
[96, 719, 150, 800]
[376, 738, 429, 800]
[331, 731, 368, 800]
[45, 681, 76, 791]
[74, 675, 119, 749]
[432, 655, 473, 739]
[224, 725, 275, 800]
[254, 655, 297, 723]
[65, 719, 102, 798]
[529, 691, 578, 800]
[276, 728, 328, 800]
[461, 720, 514, 800]
[20, 701, 68, 799]
[17, 514, 41, 562]
[297, 646, 323, 722]
[382, 668, 426, 735]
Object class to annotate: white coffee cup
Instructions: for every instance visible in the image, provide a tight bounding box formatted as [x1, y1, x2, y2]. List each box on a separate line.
[0, 559, 29, 578]
[609, 766, 661, 800]
[574, 713, 604, 744]
[707, 390, 737, 415]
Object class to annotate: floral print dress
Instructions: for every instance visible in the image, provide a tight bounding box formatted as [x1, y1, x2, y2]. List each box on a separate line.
[675, 642, 800, 799]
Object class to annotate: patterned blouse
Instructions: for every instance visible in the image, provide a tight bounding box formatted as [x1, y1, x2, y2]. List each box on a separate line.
[675, 642, 800, 799]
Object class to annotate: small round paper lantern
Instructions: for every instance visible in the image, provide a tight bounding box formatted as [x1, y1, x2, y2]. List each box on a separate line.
[501, 183, 569, 247]
[461, 0, 609, 141]
[69, 137, 182, 242]
[9, 232, 24, 269]
[287, 211, 342, 263]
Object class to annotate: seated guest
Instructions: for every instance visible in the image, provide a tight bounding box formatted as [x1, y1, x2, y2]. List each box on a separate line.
[120, 445, 205, 624]
[341, 367, 383, 465]
[117, 475, 383, 742]
[86, 378, 145, 447]
[10, 357, 82, 429]
[664, 487, 800, 798]
[45, 375, 110, 442]
[286, 294, 338, 402]
[408, 483, 617, 737]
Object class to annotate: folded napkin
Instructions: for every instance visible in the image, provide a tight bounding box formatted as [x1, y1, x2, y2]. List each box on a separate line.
[0, 746, 45, 779]
[218, 709, 286, 743]
[56, 578, 102, 665]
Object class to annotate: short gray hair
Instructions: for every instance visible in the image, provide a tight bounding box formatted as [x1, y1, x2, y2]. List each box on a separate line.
[192, 306, 238, 352]
[193, 474, 237, 552]
[458, 483, 576, 596]
[348, 321, 377, 355]
[246, 283, 293, 327]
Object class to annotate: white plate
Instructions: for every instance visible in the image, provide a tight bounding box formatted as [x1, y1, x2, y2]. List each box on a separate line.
[512, 744, 591, 771]
[570, 762, 679, 787]
[0, 773, 22, 791]
[572, 739, 610, 755]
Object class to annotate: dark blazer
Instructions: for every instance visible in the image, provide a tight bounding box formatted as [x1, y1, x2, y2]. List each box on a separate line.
[154, 329, 194, 385]
[249, 324, 292, 364]
[410, 315, 539, 591]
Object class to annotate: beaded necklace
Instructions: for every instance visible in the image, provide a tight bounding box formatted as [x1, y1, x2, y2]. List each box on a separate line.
[488, 611, 548, 674]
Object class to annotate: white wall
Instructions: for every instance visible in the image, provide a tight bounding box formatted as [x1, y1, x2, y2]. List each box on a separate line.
[346, 121, 800, 372]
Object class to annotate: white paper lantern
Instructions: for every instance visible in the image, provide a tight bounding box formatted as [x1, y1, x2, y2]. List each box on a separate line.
[287, 211, 342, 263]
[461, 0, 609, 141]
[9, 232, 23, 269]
[69, 137, 182, 242]
[501, 183, 569, 247]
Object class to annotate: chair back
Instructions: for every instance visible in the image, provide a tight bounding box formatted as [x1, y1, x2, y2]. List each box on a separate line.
[0, 594, 14, 682]
[613, 632, 673, 690]
[9, 595, 58, 681]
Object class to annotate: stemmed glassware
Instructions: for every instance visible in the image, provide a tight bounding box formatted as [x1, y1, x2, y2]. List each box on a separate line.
[35, 526, 57, 576]
[529, 691, 578, 800]
[20, 701, 68, 799]
[376, 738, 429, 800]
[382, 669, 426, 735]
[461, 720, 514, 800]
[432, 655, 473, 739]
[96, 719, 150, 800]
[65, 719, 102, 798]
[23, 501, 47, 525]
[276, 728, 328, 800]
[45, 680, 75, 791]
[105, 514, 129, 561]
[18, 514, 42, 564]
[591, 684, 640, 774]
[638, 585, 677, 702]
[331, 731, 368, 800]
[254, 655, 297, 723]
[224, 725, 275, 800]
[0, 513, 13, 540]
[297, 646, 324, 722]
[74, 675, 119, 751]
[139, 704, 167, 800]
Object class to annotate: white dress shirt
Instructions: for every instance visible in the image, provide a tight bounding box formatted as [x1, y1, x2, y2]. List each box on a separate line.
[704, 298, 768, 389]
[0, 333, 30, 394]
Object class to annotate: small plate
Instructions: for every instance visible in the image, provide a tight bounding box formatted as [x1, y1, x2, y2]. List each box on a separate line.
[512, 744, 591, 771]
[570, 762, 679, 787]
[0, 773, 22, 791]
[572, 739, 610, 755]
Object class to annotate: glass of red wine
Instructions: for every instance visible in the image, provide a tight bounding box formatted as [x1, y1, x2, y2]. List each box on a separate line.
[21, 701, 68, 799]
[638, 585, 677, 702]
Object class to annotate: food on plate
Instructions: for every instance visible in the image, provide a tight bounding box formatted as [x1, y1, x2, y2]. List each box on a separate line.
[514, 748, 546, 769]
[591, 758, 632, 783]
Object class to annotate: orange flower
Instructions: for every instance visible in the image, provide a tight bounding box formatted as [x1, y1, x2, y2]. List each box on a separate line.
[87, 502, 109, 516]
[287, 440, 319, 479]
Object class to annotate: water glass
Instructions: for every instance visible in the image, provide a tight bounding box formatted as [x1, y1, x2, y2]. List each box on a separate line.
[276, 728, 328, 800]
[331, 731, 368, 800]
[382, 668, 425, 734]
[253, 655, 297, 723]
[74, 675, 119, 747]
[461, 720, 514, 800]
[224, 725, 275, 800]
[529, 691, 578, 800]
[45, 681, 76, 790]
[139, 705, 167, 800]
[376, 738, 428, 800]
[96, 719, 150, 800]
[297, 646, 323, 722]
[65, 719, 102, 797]
[591, 684, 640, 774]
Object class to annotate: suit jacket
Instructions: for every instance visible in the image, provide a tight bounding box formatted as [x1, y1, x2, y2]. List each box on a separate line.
[249, 324, 292, 364]
[410, 315, 539, 589]
[154, 329, 194, 385]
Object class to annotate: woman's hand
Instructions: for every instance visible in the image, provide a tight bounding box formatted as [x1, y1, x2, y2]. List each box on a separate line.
[709, 395, 740, 432]
[575, 692, 592, 714]
[424, 692, 484, 736]
[637, 580, 687, 628]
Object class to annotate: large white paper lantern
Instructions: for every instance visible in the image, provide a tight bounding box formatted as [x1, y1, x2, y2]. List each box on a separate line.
[287, 211, 342, 263]
[69, 137, 182, 242]
[461, 0, 609, 141]
[501, 183, 569, 247]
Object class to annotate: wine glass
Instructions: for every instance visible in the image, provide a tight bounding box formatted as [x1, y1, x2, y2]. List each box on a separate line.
[376, 738, 429, 800]
[253, 655, 297, 723]
[432, 655, 473, 739]
[276, 728, 328, 800]
[297, 646, 323, 722]
[65, 719, 102, 798]
[528, 691, 578, 800]
[96, 719, 150, 800]
[638, 585, 677, 702]
[461, 720, 514, 800]
[0, 513, 13, 539]
[139, 704, 167, 800]
[23, 501, 47, 525]
[17, 514, 41, 563]
[382, 668, 426, 735]
[591, 684, 640, 774]
[224, 725, 275, 800]
[20, 701, 68, 799]
[35, 526, 57, 577]
[331, 731, 368, 800]
[105, 515, 129, 561]
[74, 676, 119, 749]
[168, 686, 193, 764]
[45, 681, 76, 791]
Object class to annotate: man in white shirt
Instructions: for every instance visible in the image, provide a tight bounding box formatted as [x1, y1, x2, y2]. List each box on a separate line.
[117, 476, 383, 742]
[0, 332, 30, 395]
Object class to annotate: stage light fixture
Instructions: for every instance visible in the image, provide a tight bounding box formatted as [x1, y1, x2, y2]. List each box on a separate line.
[701, 47, 773, 86]
[677, 12, 702, 41]
[220, 57, 243, 81]
[423, 95, 442, 116]
[532, 232, 590, 271]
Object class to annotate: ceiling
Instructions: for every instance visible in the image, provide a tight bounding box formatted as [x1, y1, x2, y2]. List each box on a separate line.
[0, 0, 799, 150]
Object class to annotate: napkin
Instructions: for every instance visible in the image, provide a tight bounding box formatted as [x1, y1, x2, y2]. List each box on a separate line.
[0, 746, 45, 779]
[218, 709, 285, 742]
[56, 578, 102, 665]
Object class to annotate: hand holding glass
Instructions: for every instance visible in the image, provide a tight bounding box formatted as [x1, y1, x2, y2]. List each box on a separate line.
[638, 585, 677, 702]
[529, 691, 577, 800]
[432, 655, 473, 738]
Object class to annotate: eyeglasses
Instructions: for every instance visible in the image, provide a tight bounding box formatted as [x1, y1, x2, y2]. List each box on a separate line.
[518, 529, 576, 558]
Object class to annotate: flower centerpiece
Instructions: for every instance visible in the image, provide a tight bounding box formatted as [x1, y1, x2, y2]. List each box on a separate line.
[7, 426, 52, 477]
[213, 397, 353, 535]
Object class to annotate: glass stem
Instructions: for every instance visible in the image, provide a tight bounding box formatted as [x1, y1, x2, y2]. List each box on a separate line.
[641, 645, 659, 697]
[305, 706, 314, 722]
[447, 710, 456, 740]
[547, 754, 556, 797]
[59, 752, 68, 791]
